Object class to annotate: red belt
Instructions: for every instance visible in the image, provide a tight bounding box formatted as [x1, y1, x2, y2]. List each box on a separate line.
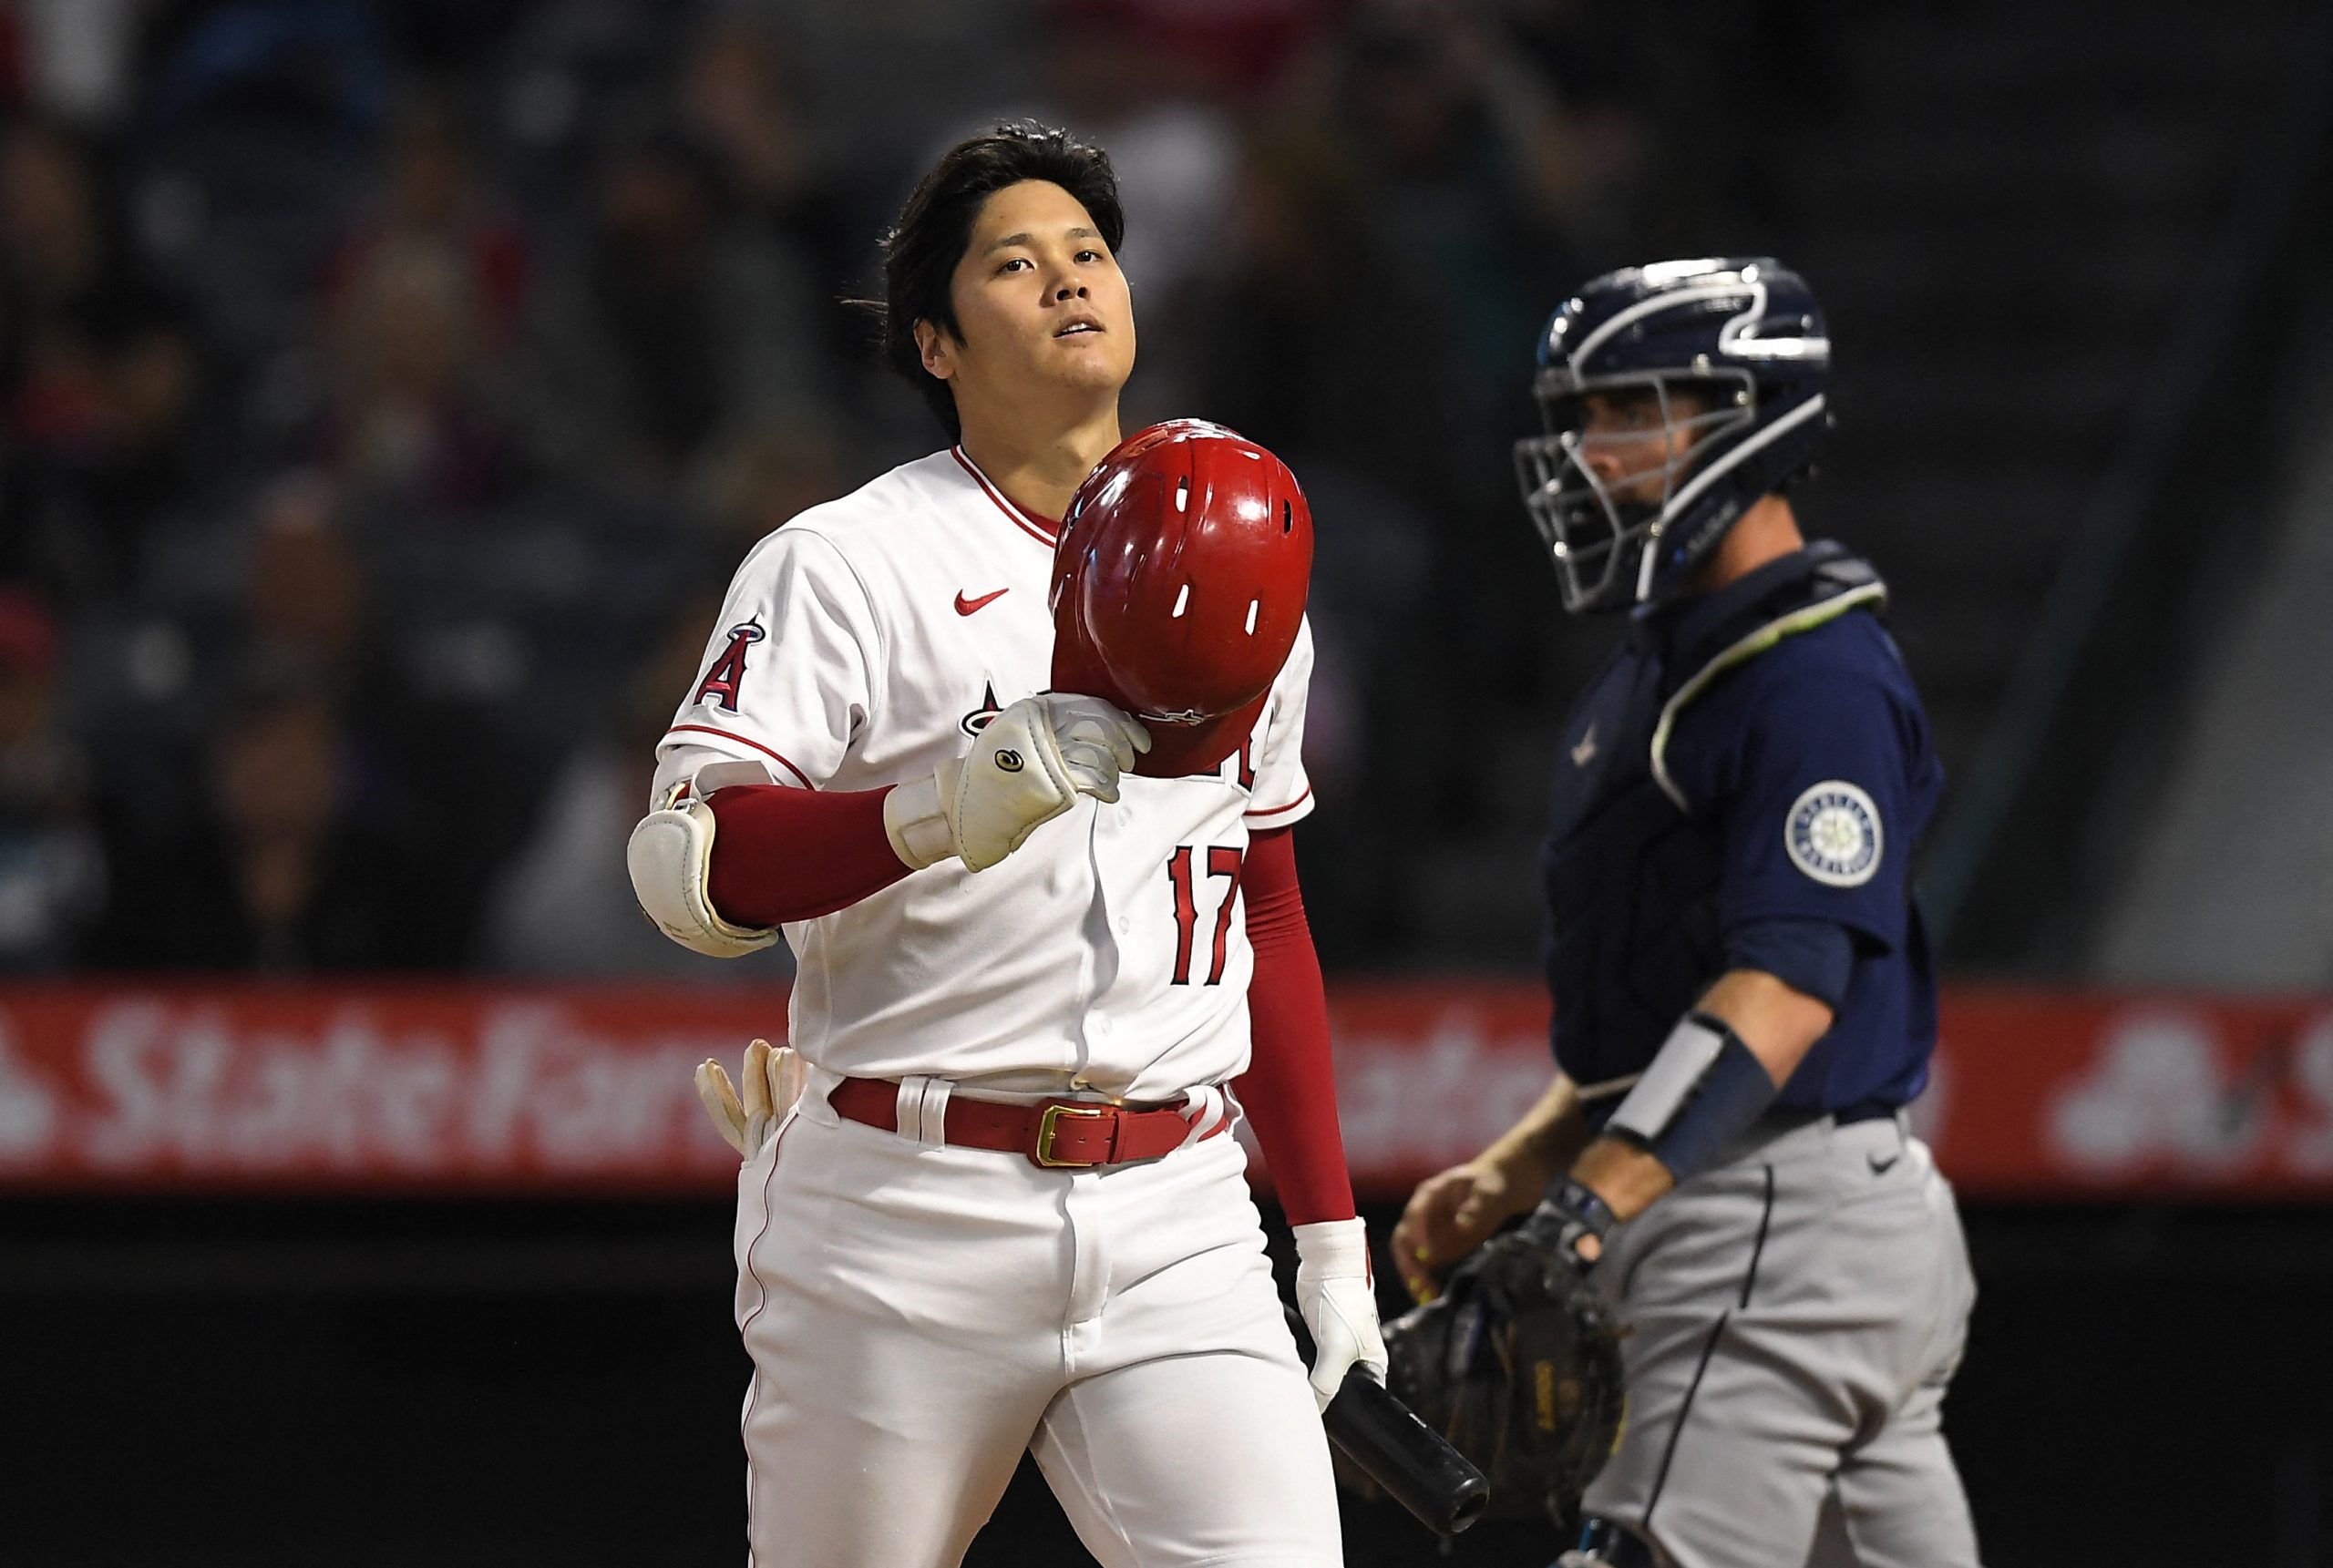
[827, 1076, 1228, 1169]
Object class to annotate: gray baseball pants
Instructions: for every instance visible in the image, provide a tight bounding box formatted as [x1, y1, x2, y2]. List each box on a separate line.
[1578, 1112, 1982, 1568]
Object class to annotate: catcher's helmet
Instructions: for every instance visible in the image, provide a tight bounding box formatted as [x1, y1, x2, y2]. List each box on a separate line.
[1051, 419, 1312, 778]
[1513, 257, 1830, 613]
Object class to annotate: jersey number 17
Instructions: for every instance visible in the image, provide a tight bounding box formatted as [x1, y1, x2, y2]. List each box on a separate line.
[1166, 845, 1243, 986]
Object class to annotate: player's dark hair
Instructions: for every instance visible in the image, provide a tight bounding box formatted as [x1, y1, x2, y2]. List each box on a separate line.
[870, 121, 1124, 441]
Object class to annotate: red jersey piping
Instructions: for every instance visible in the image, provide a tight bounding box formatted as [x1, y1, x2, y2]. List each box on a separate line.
[1245, 784, 1314, 820]
[663, 724, 815, 790]
[951, 446, 1060, 546]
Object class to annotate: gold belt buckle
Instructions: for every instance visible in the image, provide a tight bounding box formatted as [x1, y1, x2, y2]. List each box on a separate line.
[1035, 1103, 1111, 1167]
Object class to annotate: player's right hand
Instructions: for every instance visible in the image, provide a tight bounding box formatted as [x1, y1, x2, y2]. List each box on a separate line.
[1034, 692, 1150, 804]
[1391, 1161, 1532, 1304]
[885, 693, 1149, 873]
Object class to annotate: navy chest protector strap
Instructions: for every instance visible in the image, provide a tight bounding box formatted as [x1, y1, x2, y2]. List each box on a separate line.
[1648, 563, 1886, 812]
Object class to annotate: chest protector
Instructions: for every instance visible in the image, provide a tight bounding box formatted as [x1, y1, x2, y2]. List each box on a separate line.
[1539, 545, 1886, 1093]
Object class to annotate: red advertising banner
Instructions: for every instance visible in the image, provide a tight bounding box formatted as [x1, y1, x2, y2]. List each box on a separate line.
[0, 980, 2329, 1199]
[0, 985, 774, 1194]
[1927, 986, 2333, 1198]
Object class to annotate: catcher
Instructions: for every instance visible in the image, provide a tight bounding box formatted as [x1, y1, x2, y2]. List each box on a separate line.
[1390, 261, 1981, 1568]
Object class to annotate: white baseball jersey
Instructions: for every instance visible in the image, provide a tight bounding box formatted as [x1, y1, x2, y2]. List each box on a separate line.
[655, 446, 1315, 1103]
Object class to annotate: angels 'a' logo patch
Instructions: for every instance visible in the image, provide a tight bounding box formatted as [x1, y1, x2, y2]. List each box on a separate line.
[694, 621, 766, 712]
[1785, 781, 1882, 887]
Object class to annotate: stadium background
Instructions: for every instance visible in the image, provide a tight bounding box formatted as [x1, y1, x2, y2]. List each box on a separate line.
[2, 0, 2329, 1563]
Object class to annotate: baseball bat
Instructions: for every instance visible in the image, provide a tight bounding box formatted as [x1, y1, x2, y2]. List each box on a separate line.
[1283, 1304, 1489, 1537]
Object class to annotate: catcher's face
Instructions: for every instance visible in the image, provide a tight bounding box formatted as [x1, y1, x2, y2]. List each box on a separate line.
[921, 179, 1136, 432]
[1575, 386, 1710, 509]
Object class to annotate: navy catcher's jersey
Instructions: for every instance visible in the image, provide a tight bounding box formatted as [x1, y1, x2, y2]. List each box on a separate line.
[1540, 542, 1945, 1120]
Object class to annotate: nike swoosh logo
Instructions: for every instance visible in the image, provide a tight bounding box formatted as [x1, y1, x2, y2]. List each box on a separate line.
[955, 588, 1009, 616]
[1868, 1153, 1900, 1174]
[1570, 723, 1598, 767]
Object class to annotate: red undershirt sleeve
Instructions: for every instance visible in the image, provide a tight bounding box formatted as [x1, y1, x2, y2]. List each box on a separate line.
[703, 784, 913, 927]
[1232, 826, 1357, 1225]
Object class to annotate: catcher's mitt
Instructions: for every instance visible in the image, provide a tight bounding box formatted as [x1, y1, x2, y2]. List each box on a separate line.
[1367, 1227, 1628, 1523]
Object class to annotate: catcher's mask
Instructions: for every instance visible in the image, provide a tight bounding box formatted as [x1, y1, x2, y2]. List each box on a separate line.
[1514, 257, 1830, 614]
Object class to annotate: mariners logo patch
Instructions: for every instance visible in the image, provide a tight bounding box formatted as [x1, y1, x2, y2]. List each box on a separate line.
[1785, 781, 1882, 887]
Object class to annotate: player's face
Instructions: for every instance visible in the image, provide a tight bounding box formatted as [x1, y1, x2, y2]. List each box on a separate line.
[1577, 387, 1708, 507]
[923, 179, 1136, 428]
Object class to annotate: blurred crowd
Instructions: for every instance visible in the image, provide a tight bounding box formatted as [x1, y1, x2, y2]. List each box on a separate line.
[0, 0, 1818, 978]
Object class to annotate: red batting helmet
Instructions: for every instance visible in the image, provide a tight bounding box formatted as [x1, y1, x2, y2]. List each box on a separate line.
[1051, 419, 1314, 778]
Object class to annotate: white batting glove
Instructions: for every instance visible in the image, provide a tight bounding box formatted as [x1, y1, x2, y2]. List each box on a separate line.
[694, 1038, 807, 1159]
[1292, 1217, 1390, 1411]
[883, 694, 1148, 873]
[1039, 693, 1151, 803]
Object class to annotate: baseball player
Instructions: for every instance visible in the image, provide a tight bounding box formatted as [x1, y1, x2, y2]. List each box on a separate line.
[626, 122, 1383, 1568]
[1392, 259, 1982, 1567]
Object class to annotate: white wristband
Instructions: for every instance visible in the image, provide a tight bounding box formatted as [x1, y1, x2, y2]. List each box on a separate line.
[882, 764, 960, 870]
[1291, 1216, 1371, 1279]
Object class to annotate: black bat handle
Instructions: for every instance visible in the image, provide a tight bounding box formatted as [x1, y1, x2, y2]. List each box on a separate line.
[1285, 1304, 1489, 1536]
[1323, 1367, 1491, 1536]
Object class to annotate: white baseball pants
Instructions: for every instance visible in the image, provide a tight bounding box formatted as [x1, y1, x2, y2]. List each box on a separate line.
[732, 1083, 1342, 1568]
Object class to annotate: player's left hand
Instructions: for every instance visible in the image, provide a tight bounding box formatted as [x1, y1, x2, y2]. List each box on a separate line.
[1292, 1217, 1390, 1411]
[694, 1038, 807, 1159]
